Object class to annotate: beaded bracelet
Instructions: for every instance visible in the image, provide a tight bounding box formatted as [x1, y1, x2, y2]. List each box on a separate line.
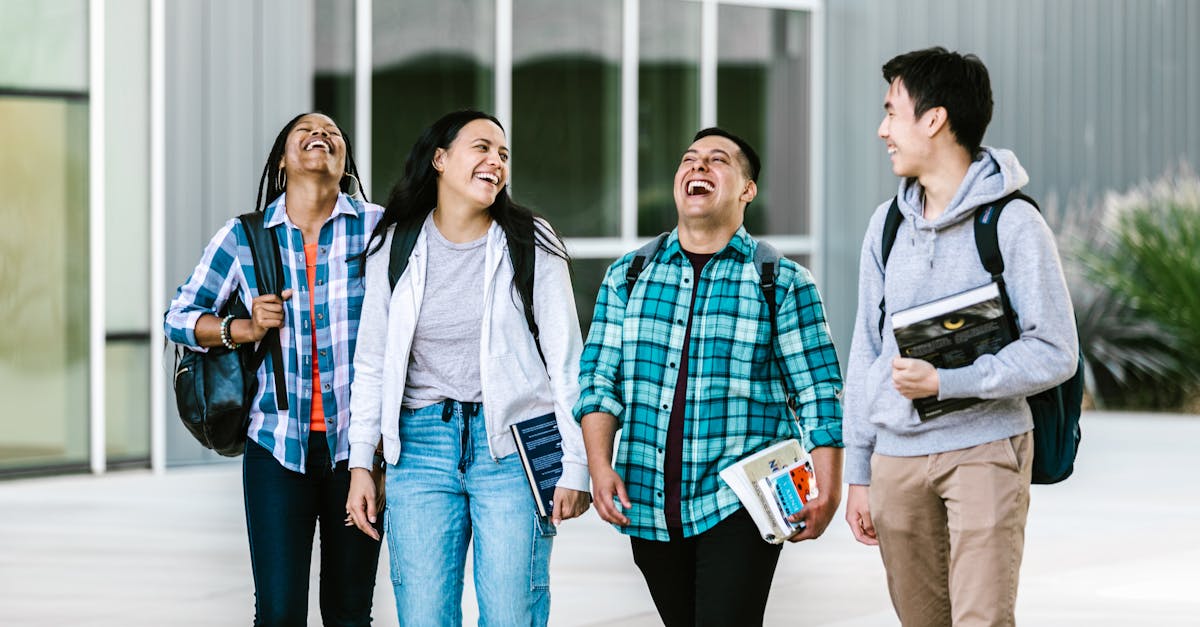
[219, 314, 240, 350]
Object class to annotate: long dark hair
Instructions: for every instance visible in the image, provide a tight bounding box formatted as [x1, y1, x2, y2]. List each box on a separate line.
[364, 109, 569, 294]
[253, 112, 368, 213]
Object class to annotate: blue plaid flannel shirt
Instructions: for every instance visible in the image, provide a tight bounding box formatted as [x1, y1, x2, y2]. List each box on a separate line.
[574, 227, 843, 540]
[165, 193, 382, 472]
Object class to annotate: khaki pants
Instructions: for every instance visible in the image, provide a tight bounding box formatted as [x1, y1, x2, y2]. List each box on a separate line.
[870, 432, 1033, 627]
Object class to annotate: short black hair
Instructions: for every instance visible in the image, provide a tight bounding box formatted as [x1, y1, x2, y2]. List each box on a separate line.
[693, 127, 761, 182]
[882, 47, 993, 155]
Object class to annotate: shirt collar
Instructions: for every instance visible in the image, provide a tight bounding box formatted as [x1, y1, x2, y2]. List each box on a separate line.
[263, 192, 361, 228]
[660, 225, 753, 263]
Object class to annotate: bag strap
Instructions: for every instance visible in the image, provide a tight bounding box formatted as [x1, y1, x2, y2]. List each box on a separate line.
[972, 190, 1038, 336]
[387, 216, 425, 291]
[626, 233, 791, 406]
[238, 211, 289, 411]
[625, 233, 670, 295]
[876, 191, 1038, 339]
[876, 197, 903, 337]
[387, 214, 546, 365]
[510, 222, 544, 367]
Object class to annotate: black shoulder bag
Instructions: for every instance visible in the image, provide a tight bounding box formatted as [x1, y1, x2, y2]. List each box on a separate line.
[173, 212, 288, 457]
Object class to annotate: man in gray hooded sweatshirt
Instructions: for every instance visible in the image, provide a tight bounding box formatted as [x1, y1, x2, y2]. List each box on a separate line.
[842, 47, 1078, 626]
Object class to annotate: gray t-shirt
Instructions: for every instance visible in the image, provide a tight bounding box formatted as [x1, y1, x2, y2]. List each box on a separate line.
[402, 217, 487, 408]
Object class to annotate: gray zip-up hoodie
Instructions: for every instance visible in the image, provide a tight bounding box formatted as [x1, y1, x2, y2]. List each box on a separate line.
[843, 147, 1078, 485]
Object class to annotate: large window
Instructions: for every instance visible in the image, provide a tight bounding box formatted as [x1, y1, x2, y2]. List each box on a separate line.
[638, 0, 702, 237]
[0, 1, 90, 472]
[513, 1, 623, 238]
[372, 0, 495, 200]
[718, 4, 813, 236]
[0, 98, 89, 470]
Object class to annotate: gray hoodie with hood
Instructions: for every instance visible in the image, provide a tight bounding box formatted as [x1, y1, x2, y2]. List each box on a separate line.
[843, 147, 1079, 485]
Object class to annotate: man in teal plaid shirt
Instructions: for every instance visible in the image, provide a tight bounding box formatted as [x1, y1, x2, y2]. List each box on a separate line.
[575, 128, 844, 626]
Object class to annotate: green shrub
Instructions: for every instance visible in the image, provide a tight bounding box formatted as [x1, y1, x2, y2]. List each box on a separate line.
[1066, 168, 1200, 409]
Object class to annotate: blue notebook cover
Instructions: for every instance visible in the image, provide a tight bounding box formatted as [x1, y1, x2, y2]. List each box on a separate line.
[509, 413, 563, 518]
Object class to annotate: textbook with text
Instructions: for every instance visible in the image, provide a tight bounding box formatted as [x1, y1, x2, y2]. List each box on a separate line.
[892, 282, 1016, 420]
[719, 439, 817, 544]
[510, 413, 563, 518]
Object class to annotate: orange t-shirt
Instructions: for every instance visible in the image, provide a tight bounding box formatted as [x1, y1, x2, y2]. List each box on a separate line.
[304, 243, 327, 432]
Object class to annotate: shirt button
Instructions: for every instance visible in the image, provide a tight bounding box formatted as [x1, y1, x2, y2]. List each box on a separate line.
[323, 384, 331, 391]
[682, 278, 690, 284]
[662, 403, 669, 410]
[676, 319, 684, 325]
[657, 447, 663, 453]
[316, 313, 324, 320]
[317, 279, 324, 286]
[319, 350, 327, 357]
[320, 247, 327, 254]
[669, 362, 676, 368]
[656, 491, 663, 497]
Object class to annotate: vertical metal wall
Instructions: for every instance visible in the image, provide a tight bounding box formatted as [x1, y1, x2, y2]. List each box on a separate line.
[821, 0, 1200, 357]
[162, 0, 314, 464]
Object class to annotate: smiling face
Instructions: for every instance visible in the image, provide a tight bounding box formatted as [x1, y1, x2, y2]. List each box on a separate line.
[279, 113, 346, 183]
[878, 78, 935, 178]
[432, 118, 509, 211]
[673, 135, 757, 227]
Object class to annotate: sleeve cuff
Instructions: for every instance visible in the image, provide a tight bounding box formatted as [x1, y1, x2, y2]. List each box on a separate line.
[348, 442, 376, 470]
[557, 460, 591, 493]
[937, 366, 975, 400]
[574, 395, 624, 425]
[845, 445, 873, 485]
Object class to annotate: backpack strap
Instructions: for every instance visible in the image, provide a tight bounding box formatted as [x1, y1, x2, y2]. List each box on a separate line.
[238, 211, 289, 411]
[973, 190, 1038, 335]
[387, 217, 425, 291]
[876, 197, 903, 337]
[753, 239, 782, 331]
[510, 222, 544, 367]
[625, 233, 670, 295]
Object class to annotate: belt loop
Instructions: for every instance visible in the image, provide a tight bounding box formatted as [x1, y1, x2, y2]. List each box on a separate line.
[441, 400, 454, 423]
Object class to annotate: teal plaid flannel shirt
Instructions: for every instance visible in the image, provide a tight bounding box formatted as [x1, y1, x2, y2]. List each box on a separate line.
[574, 227, 843, 541]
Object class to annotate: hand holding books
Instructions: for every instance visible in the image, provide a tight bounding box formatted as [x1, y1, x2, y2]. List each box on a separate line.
[719, 439, 819, 544]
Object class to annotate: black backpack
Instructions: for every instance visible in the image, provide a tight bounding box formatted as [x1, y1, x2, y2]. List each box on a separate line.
[878, 191, 1084, 484]
[173, 212, 288, 456]
[387, 217, 545, 362]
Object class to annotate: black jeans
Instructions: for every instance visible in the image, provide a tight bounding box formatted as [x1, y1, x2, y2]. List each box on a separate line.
[630, 508, 783, 627]
[243, 432, 382, 627]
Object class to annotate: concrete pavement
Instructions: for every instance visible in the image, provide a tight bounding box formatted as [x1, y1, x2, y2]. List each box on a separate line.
[1, 412, 1198, 626]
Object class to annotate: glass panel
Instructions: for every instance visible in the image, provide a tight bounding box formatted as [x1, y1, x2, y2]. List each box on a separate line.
[105, 342, 150, 461]
[313, 0, 356, 139]
[717, 6, 812, 237]
[638, 0, 701, 236]
[372, 0, 494, 200]
[105, 0, 151, 467]
[0, 0, 88, 92]
[569, 257, 617, 339]
[106, 0, 149, 332]
[513, 1, 622, 237]
[0, 97, 89, 471]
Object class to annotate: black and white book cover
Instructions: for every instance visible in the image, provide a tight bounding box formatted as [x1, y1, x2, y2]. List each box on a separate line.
[892, 282, 1016, 420]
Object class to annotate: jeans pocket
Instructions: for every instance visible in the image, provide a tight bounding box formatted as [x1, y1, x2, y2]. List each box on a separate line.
[385, 508, 402, 586]
[530, 514, 556, 590]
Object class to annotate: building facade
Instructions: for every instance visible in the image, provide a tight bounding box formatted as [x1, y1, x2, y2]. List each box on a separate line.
[2, 0, 1197, 475]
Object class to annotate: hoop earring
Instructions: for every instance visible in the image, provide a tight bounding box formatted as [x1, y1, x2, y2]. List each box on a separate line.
[343, 173, 363, 198]
[276, 168, 286, 190]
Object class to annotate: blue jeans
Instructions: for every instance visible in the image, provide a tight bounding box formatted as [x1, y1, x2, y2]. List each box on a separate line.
[385, 400, 556, 626]
[243, 431, 383, 627]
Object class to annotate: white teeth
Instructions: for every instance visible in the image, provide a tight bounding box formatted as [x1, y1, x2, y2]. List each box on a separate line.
[887, 147, 897, 155]
[305, 140, 329, 152]
[475, 172, 498, 184]
[687, 180, 715, 194]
